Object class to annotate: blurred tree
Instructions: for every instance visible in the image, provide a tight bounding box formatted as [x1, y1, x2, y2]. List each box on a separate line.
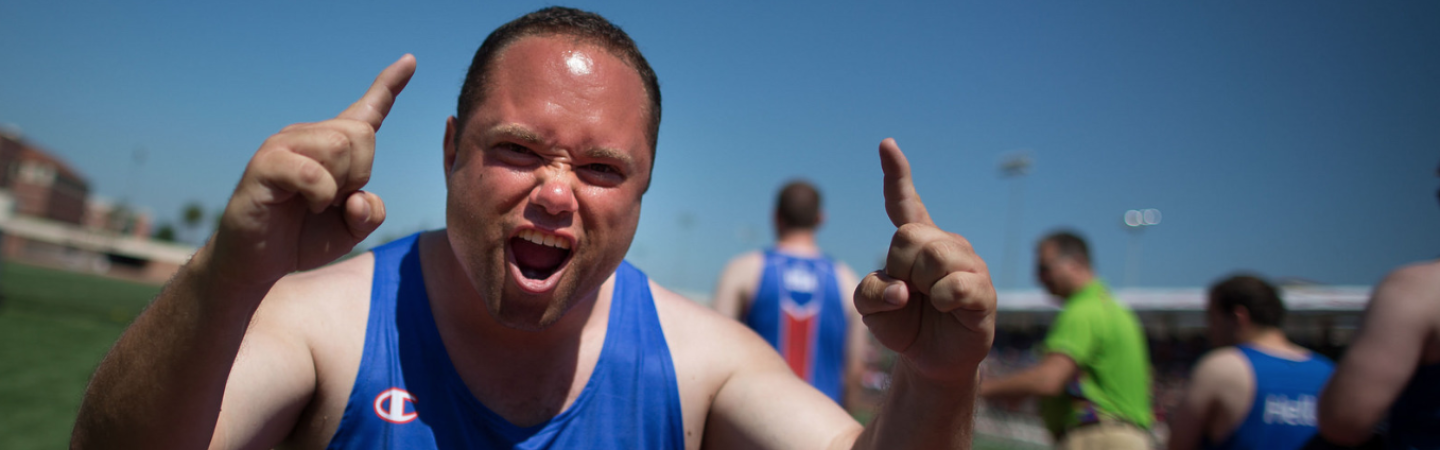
[181, 201, 205, 245]
[153, 223, 177, 242]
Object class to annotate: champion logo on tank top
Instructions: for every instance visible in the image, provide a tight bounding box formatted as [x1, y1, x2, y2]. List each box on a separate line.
[373, 388, 418, 424]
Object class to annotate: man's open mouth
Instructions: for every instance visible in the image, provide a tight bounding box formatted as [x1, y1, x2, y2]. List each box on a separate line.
[509, 228, 573, 281]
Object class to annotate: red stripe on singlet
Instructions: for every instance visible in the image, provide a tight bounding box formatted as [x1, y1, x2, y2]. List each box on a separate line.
[781, 310, 814, 380]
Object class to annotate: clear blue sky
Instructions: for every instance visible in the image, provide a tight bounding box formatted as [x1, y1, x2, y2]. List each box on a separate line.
[2, 1, 1436, 297]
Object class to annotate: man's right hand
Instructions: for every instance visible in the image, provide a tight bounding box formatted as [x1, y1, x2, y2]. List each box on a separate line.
[208, 54, 415, 291]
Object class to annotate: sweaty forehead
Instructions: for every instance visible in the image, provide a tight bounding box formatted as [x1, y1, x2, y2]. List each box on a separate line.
[487, 36, 647, 109]
[479, 37, 650, 141]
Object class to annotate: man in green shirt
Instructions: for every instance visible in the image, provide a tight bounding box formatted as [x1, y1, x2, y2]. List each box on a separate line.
[981, 231, 1153, 449]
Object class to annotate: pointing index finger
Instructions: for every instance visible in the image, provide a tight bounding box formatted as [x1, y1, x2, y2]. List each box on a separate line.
[337, 54, 417, 131]
[879, 138, 934, 227]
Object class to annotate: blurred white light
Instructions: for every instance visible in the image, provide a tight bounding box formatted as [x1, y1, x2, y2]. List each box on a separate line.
[1125, 210, 1143, 227]
[1143, 209, 1162, 226]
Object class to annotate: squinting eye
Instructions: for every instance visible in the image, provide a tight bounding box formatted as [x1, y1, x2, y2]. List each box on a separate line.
[499, 143, 531, 154]
[587, 164, 617, 174]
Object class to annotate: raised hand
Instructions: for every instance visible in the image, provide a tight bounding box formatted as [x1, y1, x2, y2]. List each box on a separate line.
[854, 138, 997, 382]
[209, 54, 416, 290]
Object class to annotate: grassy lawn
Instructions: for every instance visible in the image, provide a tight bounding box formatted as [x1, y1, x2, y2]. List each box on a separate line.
[0, 262, 160, 449]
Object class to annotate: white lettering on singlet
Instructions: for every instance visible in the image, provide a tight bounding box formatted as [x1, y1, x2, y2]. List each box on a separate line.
[782, 266, 819, 294]
[1262, 394, 1318, 426]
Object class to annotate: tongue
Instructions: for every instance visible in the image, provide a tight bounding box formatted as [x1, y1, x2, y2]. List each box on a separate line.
[512, 238, 567, 278]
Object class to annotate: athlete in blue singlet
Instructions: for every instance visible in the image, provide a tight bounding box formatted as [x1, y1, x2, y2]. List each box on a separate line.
[1171, 275, 1336, 450]
[743, 249, 849, 402]
[327, 235, 684, 449]
[72, 7, 998, 449]
[713, 180, 866, 407]
[1205, 345, 1333, 450]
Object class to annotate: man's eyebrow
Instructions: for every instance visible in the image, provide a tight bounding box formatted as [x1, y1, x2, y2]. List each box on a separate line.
[485, 123, 544, 144]
[582, 147, 636, 168]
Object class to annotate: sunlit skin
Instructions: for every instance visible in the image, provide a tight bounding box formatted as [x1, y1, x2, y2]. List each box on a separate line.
[442, 36, 653, 331]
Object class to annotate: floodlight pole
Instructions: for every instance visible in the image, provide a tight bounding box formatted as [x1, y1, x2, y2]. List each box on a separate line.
[999, 152, 1032, 290]
[1122, 209, 1161, 288]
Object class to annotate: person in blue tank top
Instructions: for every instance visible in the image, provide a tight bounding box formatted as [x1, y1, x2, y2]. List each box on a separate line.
[73, 7, 1003, 450]
[1168, 275, 1335, 450]
[712, 180, 868, 409]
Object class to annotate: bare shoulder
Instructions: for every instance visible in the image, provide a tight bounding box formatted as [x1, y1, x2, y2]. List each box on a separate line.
[726, 250, 765, 268]
[650, 280, 788, 449]
[254, 252, 375, 331]
[249, 252, 376, 447]
[1377, 260, 1440, 305]
[1191, 347, 1249, 386]
[651, 280, 776, 365]
[719, 251, 764, 282]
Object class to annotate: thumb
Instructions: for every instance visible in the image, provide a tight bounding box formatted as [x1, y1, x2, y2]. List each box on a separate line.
[879, 138, 934, 227]
[343, 190, 386, 240]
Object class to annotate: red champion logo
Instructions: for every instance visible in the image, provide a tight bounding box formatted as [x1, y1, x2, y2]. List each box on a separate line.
[373, 388, 418, 424]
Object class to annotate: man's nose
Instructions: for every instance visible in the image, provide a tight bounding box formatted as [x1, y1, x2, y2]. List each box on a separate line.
[530, 171, 578, 216]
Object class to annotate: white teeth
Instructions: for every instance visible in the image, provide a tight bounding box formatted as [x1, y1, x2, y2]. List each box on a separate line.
[519, 229, 570, 250]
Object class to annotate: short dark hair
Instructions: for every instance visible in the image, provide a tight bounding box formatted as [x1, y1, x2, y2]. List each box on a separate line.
[1040, 230, 1091, 266]
[1209, 274, 1286, 328]
[455, 7, 662, 154]
[776, 180, 821, 230]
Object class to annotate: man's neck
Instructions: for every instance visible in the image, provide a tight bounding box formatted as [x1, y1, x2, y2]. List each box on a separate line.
[416, 230, 614, 426]
[775, 229, 821, 256]
[1241, 327, 1305, 356]
[1062, 275, 1096, 300]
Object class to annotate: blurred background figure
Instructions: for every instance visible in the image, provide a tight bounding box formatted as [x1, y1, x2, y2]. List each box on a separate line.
[981, 231, 1153, 449]
[1316, 163, 1440, 450]
[712, 180, 867, 410]
[1168, 275, 1334, 450]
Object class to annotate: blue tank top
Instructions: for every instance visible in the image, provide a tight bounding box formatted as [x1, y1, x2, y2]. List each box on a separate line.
[1388, 363, 1440, 449]
[326, 234, 685, 449]
[1206, 344, 1334, 450]
[742, 248, 848, 404]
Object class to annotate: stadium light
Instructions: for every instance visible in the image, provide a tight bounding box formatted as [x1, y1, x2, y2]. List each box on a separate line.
[1123, 208, 1161, 287]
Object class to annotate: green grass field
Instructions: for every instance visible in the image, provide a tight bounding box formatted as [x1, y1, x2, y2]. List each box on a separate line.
[0, 261, 1043, 449]
[0, 262, 160, 449]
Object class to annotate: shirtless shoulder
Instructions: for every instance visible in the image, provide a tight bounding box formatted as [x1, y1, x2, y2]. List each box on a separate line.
[648, 280, 789, 450]
[1189, 347, 1254, 440]
[229, 252, 376, 449]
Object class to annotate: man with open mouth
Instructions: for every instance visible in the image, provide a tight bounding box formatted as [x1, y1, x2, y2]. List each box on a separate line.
[73, 7, 998, 450]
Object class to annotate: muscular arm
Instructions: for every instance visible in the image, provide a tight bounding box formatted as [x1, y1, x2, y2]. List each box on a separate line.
[979, 352, 1077, 398]
[712, 252, 761, 320]
[1319, 262, 1440, 445]
[71, 248, 298, 449]
[71, 55, 412, 449]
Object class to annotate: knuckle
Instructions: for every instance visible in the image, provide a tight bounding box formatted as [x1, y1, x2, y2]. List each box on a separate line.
[279, 122, 311, 134]
[319, 129, 352, 154]
[352, 170, 372, 187]
[895, 222, 928, 241]
[335, 118, 376, 140]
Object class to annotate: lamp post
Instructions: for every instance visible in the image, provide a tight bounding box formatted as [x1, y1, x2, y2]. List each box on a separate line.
[1123, 208, 1161, 288]
[998, 151, 1032, 290]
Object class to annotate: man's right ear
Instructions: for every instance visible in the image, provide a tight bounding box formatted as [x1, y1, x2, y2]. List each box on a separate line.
[444, 116, 459, 179]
